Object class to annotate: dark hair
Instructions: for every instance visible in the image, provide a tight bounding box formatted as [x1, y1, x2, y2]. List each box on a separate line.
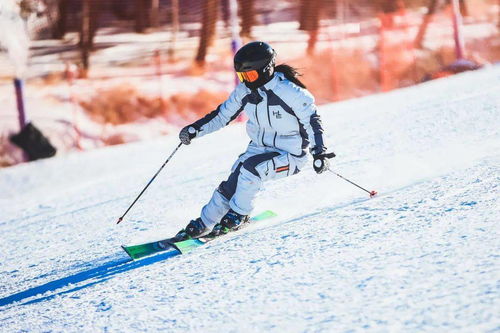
[275, 64, 307, 89]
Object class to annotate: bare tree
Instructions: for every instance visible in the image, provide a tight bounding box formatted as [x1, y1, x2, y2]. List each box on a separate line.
[195, 0, 219, 66]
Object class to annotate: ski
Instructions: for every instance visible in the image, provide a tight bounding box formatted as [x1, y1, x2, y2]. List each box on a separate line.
[173, 210, 277, 254]
[121, 210, 277, 260]
[121, 238, 177, 260]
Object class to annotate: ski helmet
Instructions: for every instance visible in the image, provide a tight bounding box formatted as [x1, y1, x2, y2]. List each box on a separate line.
[234, 41, 276, 89]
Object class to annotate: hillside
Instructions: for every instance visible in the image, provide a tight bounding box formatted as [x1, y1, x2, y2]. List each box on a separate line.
[0, 66, 499, 332]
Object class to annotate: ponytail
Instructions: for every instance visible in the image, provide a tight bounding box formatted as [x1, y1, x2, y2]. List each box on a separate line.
[275, 64, 307, 89]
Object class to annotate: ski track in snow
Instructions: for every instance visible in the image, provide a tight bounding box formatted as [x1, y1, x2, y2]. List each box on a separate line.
[0, 67, 499, 332]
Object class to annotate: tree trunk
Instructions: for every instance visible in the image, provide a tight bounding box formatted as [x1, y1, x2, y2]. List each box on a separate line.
[89, 0, 101, 47]
[79, 0, 101, 77]
[458, 0, 468, 16]
[415, 0, 440, 49]
[207, 0, 219, 47]
[299, 0, 311, 31]
[239, 0, 254, 38]
[221, 0, 230, 27]
[300, 0, 321, 54]
[195, 0, 219, 66]
[151, 0, 160, 28]
[168, 0, 179, 61]
[135, 0, 147, 32]
[53, 0, 68, 39]
[80, 0, 91, 77]
[379, 0, 403, 13]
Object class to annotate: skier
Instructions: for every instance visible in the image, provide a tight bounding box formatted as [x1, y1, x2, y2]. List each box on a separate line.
[175, 41, 334, 240]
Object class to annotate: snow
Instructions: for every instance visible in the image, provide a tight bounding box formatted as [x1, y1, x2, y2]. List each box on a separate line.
[1, 66, 499, 332]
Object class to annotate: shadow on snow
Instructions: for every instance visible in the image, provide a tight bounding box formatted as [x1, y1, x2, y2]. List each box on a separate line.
[1, 186, 406, 309]
[0, 249, 179, 308]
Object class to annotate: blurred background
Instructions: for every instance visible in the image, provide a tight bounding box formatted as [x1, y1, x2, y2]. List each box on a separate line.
[0, 0, 498, 167]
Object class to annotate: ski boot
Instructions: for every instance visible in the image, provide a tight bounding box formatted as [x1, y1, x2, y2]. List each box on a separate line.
[172, 217, 209, 242]
[210, 209, 249, 237]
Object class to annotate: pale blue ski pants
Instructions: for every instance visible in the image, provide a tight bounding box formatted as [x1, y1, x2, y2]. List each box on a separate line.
[200, 142, 307, 228]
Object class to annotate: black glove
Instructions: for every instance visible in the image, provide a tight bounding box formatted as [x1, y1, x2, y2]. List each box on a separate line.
[313, 152, 335, 174]
[179, 126, 198, 145]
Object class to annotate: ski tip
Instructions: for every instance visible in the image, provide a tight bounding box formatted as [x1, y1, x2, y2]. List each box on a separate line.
[121, 245, 134, 259]
[369, 190, 378, 198]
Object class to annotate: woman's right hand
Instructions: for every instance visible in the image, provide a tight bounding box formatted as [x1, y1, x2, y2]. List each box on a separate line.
[179, 126, 198, 145]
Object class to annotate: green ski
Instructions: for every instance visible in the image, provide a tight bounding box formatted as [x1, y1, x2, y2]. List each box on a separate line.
[122, 210, 277, 260]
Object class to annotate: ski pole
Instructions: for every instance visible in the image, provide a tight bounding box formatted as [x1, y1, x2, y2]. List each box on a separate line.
[328, 169, 377, 198]
[116, 142, 183, 224]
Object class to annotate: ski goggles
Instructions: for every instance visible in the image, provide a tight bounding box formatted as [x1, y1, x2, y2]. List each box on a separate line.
[236, 70, 259, 83]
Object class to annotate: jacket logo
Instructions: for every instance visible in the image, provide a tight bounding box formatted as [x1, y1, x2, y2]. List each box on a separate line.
[273, 110, 282, 119]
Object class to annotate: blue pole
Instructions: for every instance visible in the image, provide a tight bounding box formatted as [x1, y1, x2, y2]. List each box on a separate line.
[13, 78, 27, 130]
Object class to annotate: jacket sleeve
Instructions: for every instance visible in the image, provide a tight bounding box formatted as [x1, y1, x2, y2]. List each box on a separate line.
[191, 85, 248, 138]
[291, 91, 327, 155]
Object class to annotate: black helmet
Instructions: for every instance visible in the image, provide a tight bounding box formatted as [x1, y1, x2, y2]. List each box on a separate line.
[234, 41, 276, 89]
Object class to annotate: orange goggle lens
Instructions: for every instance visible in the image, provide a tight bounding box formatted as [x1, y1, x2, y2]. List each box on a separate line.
[236, 70, 259, 83]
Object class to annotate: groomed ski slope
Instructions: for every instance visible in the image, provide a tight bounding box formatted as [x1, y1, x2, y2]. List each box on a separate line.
[1, 66, 499, 332]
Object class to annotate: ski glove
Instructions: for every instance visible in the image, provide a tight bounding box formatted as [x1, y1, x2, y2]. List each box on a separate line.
[179, 126, 198, 145]
[313, 152, 336, 174]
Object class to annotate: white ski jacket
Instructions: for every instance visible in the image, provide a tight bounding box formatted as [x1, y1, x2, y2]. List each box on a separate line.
[192, 72, 327, 157]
